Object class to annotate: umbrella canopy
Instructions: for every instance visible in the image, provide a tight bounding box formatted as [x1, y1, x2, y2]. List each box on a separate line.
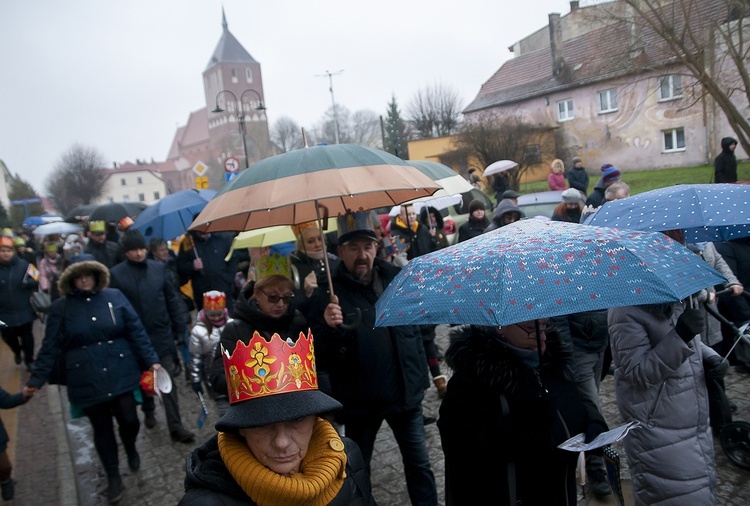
[389, 194, 463, 217]
[374, 219, 725, 328]
[21, 216, 46, 227]
[190, 144, 440, 233]
[88, 202, 148, 223]
[484, 160, 518, 176]
[132, 189, 217, 240]
[32, 222, 83, 236]
[584, 183, 750, 243]
[386, 160, 471, 216]
[230, 217, 339, 251]
[63, 203, 99, 223]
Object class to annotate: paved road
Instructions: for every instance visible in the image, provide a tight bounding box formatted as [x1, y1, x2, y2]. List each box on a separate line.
[5, 322, 750, 505]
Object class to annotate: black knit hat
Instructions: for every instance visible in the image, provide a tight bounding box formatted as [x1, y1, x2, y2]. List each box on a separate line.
[469, 199, 486, 213]
[119, 229, 147, 251]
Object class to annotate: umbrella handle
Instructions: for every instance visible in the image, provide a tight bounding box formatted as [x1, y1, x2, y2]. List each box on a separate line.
[339, 308, 362, 330]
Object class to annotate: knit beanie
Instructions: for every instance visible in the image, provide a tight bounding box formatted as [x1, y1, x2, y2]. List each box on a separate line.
[601, 163, 621, 183]
[120, 229, 147, 251]
[469, 199, 486, 213]
[571, 156, 582, 165]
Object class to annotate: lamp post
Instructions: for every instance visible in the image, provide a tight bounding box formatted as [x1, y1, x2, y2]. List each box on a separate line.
[212, 89, 266, 169]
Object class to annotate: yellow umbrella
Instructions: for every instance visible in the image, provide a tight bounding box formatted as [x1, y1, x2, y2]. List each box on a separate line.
[225, 219, 338, 260]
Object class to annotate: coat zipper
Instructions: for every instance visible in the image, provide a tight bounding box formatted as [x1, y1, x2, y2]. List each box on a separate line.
[108, 302, 116, 325]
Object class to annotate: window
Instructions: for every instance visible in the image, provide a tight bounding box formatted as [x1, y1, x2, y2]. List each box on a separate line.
[122, 194, 130, 201]
[598, 89, 618, 113]
[523, 144, 542, 164]
[658, 75, 683, 101]
[120, 178, 126, 186]
[557, 99, 574, 121]
[663, 128, 686, 152]
[138, 193, 145, 202]
[231, 68, 238, 83]
[246, 68, 253, 83]
[153, 191, 160, 200]
[137, 176, 142, 184]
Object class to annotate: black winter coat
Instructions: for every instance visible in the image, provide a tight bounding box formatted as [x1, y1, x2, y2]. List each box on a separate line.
[0, 255, 37, 327]
[308, 258, 428, 421]
[438, 325, 606, 506]
[178, 433, 375, 505]
[84, 240, 124, 269]
[457, 216, 489, 243]
[209, 282, 309, 396]
[177, 233, 238, 312]
[389, 217, 436, 260]
[550, 309, 609, 354]
[109, 259, 186, 359]
[714, 136, 738, 183]
[290, 250, 340, 316]
[566, 166, 589, 194]
[584, 178, 606, 209]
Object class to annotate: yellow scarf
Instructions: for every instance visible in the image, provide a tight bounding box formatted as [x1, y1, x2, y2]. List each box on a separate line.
[395, 216, 419, 233]
[218, 418, 347, 506]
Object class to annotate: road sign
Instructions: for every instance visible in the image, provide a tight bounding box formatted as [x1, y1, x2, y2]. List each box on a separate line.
[195, 176, 209, 189]
[225, 172, 239, 183]
[224, 157, 240, 173]
[192, 161, 208, 176]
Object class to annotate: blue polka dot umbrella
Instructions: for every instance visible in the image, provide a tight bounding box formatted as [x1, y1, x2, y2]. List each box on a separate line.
[374, 219, 725, 327]
[584, 184, 750, 242]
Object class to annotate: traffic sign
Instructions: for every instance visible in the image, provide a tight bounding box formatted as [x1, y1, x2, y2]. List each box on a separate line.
[195, 176, 209, 189]
[225, 172, 239, 183]
[192, 161, 208, 176]
[224, 157, 240, 173]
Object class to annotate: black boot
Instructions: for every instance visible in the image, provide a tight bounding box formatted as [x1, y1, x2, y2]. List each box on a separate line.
[107, 474, 124, 504]
[1, 479, 15, 500]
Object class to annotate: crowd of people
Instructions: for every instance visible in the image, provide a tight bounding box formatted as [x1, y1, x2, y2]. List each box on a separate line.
[0, 141, 747, 505]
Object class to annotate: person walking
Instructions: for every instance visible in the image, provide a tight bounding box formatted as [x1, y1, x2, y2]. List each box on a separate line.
[311, 211, 438, 506]
[438, 320, 607, 505]
[608, 301, 721, 505]
[714, 136, 738, 183]
[0, 236, 38, 371]
[84, 221, 125, 269]
[39, 241, 63, 301]
[179, 331, 376, 505]
[25, 257, 161, 503]
[109, 229, 195, 443]
[567, 156, 589, 195]
[457, 199, 490, 243]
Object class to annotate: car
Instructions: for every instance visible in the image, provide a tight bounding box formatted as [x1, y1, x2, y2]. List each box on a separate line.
[377, 188, 494, 246]
[516, 190, 563, 220]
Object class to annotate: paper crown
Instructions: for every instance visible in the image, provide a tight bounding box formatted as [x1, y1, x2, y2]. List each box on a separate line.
[291, 221, 319, 238]
[337, 209, 377, 243]
[1, 228, 13, 237]
[14, 237, 26, 247]
[255, 253, 292, 280]
[203, 290, 226, 312]
[0, 237, 14, 248]
[222, 330, 319, 404]
[88, 221, 106, 233]
[118, 216, 134, 230]
[44, 243, 59, 253]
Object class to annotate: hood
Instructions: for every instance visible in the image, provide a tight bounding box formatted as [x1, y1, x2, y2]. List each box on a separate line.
[418, 206, 444, 230]
[721, 136, 738, 152]
[492, 199, 522, 225]
[57, 260, 110, 296]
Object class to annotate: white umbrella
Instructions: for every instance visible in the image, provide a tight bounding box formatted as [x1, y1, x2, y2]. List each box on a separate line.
[389, 194, 463, 217]
[32, 222, 83, 236]
[484, 160, 519, 176]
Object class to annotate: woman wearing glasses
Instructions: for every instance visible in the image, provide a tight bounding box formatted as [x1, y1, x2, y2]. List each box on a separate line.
[437, 319, 608, 505]
[209, 254, 307, 397]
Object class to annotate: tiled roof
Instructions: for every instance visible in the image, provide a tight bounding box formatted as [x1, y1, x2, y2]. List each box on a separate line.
[205, 25, 258, 70]
[465, 0, 727, 113]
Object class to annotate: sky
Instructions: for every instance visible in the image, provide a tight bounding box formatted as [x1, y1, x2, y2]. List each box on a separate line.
[0, 0, 596, 195]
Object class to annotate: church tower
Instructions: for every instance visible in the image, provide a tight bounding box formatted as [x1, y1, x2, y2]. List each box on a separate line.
[203, 9, 273, 173]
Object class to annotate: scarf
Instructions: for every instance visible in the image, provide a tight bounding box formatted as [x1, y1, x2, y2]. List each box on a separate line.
[218, 418, 347, 506]
[395, 216, 418, 233]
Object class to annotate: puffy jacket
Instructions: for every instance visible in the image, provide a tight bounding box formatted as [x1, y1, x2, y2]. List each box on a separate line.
[608, 303, 717, 505]
[566, 165, 589, 194]
[0, 255, 37, 327]
[28, 260, 159, 407]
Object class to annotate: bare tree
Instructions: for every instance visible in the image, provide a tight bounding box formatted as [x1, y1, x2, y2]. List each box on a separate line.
[455, 112, 553, 189]
[350, 109, 381, 147]
[271, 116, 304, 152]
[313, 104, 353, 145]
[595, 0, 750, 154]
[406, 82, 463, 139]
[46, 143, 107, 215]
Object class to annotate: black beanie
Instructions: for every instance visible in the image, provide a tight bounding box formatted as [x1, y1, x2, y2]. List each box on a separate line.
[120, 229, 147, 251]
[469, 199, 486, 213]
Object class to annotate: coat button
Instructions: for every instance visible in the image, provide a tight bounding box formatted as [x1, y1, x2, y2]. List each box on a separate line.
[103, 368, 107, 372]
[119, 354, 124, 357]
[329, 438, 345, 451]
[92, 317, 97, 321]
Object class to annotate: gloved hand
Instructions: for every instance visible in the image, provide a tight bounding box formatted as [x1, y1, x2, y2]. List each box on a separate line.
[704, 354, 729, 380]
[584, 422, 608, 456]
[675, 308, 703, 344]
[191, 382, 203, 394]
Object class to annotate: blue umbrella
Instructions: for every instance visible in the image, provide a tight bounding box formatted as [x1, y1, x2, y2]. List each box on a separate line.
[374, 219, 725, 327]
[584, 183, 750, 242]
[133, 189, 217, 240]
[22, 216, 46, 227]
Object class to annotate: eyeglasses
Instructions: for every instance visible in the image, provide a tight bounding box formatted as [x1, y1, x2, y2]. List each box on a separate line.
[512, 322, 547, 339]
[262, 291, 294, 305]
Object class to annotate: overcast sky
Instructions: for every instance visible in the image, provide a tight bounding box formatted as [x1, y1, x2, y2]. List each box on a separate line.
[1, 0, 596, 195]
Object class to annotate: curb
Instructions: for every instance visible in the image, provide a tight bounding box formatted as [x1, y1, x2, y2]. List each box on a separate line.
[47, 385, 78, 505]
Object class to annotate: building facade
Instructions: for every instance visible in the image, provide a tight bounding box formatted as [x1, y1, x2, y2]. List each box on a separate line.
[95, 162, 167, 205]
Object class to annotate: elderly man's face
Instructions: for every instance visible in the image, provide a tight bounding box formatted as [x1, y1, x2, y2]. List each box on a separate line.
[239, 415, 316, 476]
[338, 237, 377, 282]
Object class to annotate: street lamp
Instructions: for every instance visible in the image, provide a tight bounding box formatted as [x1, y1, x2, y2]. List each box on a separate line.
[212, 89, 266, 169]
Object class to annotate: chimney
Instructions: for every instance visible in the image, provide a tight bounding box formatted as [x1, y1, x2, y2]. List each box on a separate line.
[570, 1, 579, 11]
[549, 13, 565, 77]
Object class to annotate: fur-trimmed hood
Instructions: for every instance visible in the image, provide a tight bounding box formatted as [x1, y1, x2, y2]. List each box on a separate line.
[58, 260, 110, 296]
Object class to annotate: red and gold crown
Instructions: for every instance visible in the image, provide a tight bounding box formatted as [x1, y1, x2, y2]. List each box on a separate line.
[222, 330, 318, 404]
[203, 290, 226, 312]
